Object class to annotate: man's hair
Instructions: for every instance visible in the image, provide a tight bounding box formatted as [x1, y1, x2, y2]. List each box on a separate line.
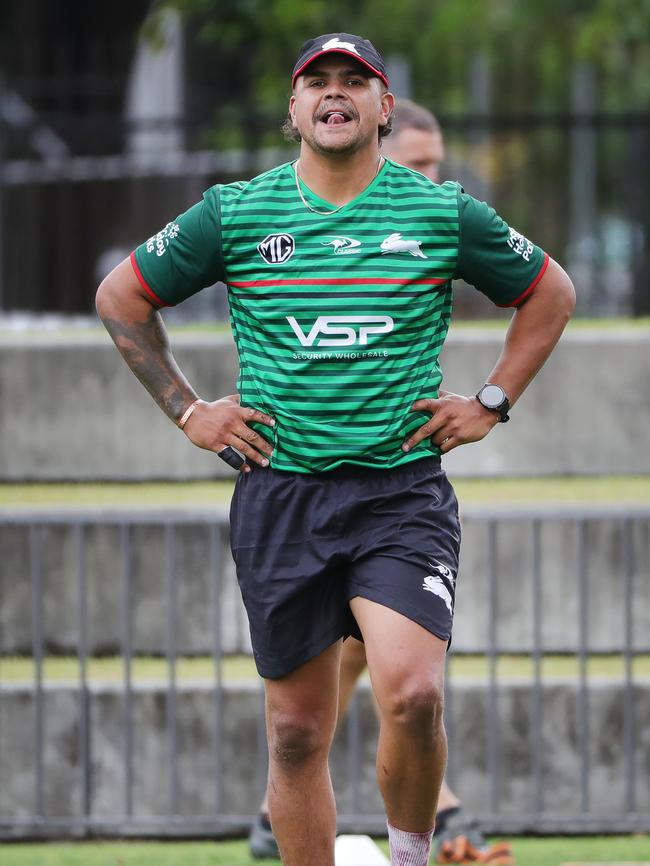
[390, 98, 440, 138]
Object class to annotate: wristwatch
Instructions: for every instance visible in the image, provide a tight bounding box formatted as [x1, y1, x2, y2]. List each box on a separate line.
[476, 383, 510, 423]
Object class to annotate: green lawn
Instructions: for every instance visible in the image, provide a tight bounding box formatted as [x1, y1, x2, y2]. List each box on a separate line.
[2, 653, 648, 685]
[2, 475, 650, 510]
[0, 836, 649, 866]
[1, 316, 648, 342]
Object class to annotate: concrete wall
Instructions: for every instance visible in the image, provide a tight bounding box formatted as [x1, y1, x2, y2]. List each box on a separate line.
[0, 335, 239, 482]
[1, 680, 649, 833]
[1, 328, 649, 480]
[2, 514, 649, 655]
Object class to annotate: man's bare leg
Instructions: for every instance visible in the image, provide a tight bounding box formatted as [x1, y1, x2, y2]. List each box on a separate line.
[338, 640, 462, 823]
[337, 637, 512, 865]
[259, 637, 453, 816]
[264, 640, 342, 866]
[256, 635, 508, 864]
[336, 637, 369, 721]
[350, 597, 447, 833]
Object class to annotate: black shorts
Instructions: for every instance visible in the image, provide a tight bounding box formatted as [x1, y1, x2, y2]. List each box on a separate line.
[229, 457, 461, 679]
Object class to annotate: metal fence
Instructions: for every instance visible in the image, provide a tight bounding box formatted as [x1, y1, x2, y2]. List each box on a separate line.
[1, 111, 650, 319]
[2, 4, 650, 319]
[0, 506, 649, 838]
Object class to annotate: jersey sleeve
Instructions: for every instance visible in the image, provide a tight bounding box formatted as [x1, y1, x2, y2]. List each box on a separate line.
[130, 186, 225, 307]
[454, 189, 549, 307]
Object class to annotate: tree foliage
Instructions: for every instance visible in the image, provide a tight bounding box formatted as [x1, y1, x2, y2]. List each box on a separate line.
[157, 0, 650, 115]
[152, 0, 650, 317]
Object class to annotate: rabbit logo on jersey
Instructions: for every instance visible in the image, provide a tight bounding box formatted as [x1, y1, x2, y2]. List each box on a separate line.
[380, 232, 427, 259]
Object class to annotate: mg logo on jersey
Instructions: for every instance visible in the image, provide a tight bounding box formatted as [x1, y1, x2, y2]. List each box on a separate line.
[258, 233, 295, 264]
[287, 315, 393, 347]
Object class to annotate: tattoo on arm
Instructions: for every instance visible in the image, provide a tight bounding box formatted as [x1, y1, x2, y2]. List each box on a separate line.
[102, 308, 195, 423]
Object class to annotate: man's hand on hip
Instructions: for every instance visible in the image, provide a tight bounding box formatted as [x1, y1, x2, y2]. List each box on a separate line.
[183, 394, 275, 472]
[402, 391, 499, 455]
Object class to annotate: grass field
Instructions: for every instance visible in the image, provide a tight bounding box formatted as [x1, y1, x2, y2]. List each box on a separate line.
[2, 315, 649, 341]
[0, 836, 649, 866]
[2, 653, 649, 685]
[2, 474, 650, 510]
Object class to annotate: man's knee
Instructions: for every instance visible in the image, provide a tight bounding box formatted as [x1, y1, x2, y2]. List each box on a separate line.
[268, 713, 331, 769]
[381, 679, 445, 734]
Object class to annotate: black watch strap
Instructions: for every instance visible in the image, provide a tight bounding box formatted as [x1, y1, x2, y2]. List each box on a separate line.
[476, 383, 510, 423]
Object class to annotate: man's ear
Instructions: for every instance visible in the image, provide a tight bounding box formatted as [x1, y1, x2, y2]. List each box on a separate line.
[289, 94, 296, 126]
[379, 90, 395, 129]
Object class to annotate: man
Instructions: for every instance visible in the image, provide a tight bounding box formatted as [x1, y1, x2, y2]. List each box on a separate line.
[249, 97, 515, 866]
[96, 33, 575, 866]
[384, 97, 445, 182]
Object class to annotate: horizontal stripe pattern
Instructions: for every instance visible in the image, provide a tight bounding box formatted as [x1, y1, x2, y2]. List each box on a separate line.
[229, 277, 448, 287]
[219, 159, 459, 472]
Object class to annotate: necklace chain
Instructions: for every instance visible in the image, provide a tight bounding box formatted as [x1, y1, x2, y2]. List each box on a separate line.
[293, 157, 383, 216]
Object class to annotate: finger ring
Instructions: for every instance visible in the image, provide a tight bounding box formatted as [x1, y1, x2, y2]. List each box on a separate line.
[442, 437, 450, 444]
[218, 446, 245, 470]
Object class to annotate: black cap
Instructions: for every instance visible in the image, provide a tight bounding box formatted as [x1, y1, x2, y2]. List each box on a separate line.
[292, 33, 389, 88]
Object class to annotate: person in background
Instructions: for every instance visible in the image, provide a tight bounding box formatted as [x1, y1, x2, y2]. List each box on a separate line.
[383, 97, 445, 182]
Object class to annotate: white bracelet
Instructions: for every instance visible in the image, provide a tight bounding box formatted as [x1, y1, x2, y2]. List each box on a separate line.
[178, 398, 202, 430]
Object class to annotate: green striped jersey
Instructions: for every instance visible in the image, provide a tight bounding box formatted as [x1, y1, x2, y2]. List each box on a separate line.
[132, 158, 548, 473]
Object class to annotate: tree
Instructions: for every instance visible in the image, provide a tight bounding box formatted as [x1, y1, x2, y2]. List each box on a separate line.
[152, 0, 650, 315]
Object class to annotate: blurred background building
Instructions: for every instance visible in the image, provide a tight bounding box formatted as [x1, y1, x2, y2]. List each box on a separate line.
[1, 0, 649, 321]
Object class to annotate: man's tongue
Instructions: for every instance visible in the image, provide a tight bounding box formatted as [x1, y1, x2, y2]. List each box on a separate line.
[326, 112, 347, 125]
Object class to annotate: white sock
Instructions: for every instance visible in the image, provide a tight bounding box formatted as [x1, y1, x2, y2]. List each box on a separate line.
[387, 821, 434, 866]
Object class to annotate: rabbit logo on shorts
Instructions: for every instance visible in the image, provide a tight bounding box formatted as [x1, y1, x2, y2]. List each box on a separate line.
[422, 566, 454, 614]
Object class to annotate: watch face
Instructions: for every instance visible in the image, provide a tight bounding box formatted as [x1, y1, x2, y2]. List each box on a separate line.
[480, 384, 505, 408]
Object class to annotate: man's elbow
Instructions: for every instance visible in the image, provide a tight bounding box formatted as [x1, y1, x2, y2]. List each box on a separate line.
[95, 276, 116, 322]
[538, 257, 576, 324]
[560, 270, 577, 323]
[95, 256, 147, 322]
[95, 278, 108, 320]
